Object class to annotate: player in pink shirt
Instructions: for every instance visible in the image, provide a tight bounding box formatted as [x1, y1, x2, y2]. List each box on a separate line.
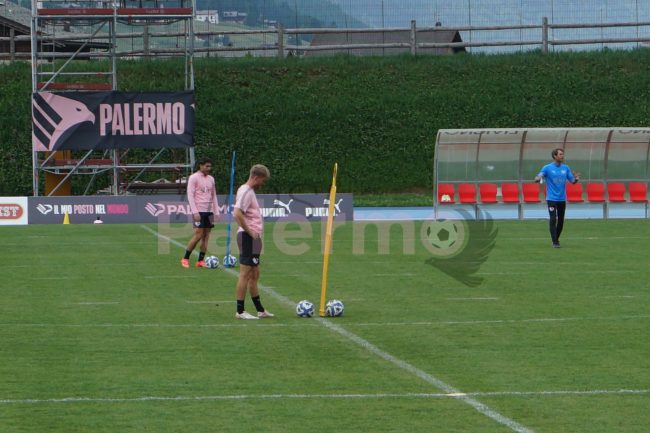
[233, 164, 274, 319]
[181, 157, 220, 268]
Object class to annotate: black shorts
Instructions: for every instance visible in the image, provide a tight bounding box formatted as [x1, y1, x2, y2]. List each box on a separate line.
[237, 231, 262, 266]
[193, 212, 214, 229]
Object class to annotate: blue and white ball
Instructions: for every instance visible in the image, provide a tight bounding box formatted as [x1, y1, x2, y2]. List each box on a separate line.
[295, 300, 314, 318]
[325, 299, 344, 317]
[223, 254, 238, 268]
[204, 255, 220, 269]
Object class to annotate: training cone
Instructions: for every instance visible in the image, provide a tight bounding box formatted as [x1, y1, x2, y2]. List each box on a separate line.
[63, 212, 70, 224]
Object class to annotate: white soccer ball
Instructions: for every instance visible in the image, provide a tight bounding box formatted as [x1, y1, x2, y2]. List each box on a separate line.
[223, 254, 237, 268]
[204, 255, 220, 269]
[295, 300, 314, 318]
[325, 299, 344, 317]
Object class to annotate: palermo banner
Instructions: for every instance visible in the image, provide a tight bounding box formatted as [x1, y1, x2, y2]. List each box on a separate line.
[27, 194, 354, 224]
[32, 91, 195, 151]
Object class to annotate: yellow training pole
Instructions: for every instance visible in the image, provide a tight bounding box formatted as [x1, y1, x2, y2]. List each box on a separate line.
[319, 163, 338, 317]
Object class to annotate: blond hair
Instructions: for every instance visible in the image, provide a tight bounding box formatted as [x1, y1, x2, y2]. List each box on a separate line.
[250, 164, 270, 179]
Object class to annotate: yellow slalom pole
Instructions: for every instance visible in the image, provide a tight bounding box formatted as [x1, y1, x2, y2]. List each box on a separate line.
[319, 163, 338, 317]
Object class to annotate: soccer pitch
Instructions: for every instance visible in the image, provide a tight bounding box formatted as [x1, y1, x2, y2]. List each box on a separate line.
[1, 219, 649, 433]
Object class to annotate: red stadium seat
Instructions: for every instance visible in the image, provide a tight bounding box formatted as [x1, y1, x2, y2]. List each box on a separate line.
[438, 183, 455, 204]
[523, 183, 542, 203]
[501, 183, 520, 203]
[479, 183, 498, 203]
[607, 182, 626, 202]
[629, 182, 648, 203]
[459, 183, 477, 204]
[566, 182, 584, 203]
[586, 182, 606, 202]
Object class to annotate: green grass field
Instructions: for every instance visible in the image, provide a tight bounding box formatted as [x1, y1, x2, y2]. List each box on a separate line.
[2, 219, 649, 432]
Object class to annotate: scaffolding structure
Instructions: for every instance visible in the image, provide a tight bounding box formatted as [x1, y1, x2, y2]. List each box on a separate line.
[31, 0, 196, 196]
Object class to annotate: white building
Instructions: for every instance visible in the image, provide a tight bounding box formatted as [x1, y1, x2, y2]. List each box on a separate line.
[195, 10, 218, 24]
[221, 10, 246, 23]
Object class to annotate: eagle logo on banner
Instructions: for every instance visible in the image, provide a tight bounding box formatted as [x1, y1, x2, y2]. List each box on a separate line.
[32, 92, 96, 152]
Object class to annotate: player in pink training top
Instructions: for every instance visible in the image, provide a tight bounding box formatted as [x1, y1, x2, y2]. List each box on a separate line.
[233, 164, 274, 320]
[181, 157, 220, 268]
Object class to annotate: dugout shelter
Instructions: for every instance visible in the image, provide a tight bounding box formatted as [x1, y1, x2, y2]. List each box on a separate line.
[434, 128, 650, 219]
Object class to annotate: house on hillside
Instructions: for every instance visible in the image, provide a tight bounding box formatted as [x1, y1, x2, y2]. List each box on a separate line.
[305, 29, 465, 57]
[0, 2, 31, 58]
[195, 10, 218, 25]
[1, 1, 109, 60]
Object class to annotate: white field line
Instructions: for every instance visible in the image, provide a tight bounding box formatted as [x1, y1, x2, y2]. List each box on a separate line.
[2, 314, 649, 329]
[0, 323, 302, 328]
[185, 301, 236, 304]
[269, 260, 323, 264]
[32, 276, 85, 280]
[144, 275, 199, 279]
[488, 262, 609, 266]
[372, 273, 417, 277]
[140, 225, 535, 433]
[478, 270, 635, 275]
[8, 263, 139, 268]
[2, 388, 647, 405]
[333, 236, 650, 242]
[445, 297, 499, 301]
[499, 236, 650, 241]
[73, 302, 119, 305]
[3, 241, 146, 246]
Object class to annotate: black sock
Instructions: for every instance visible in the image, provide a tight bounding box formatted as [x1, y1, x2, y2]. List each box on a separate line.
[252, 295, 264, 312]
[236, 300, 245, 314]
[183, 250, 191, 260]
[198, 251, 206, 261]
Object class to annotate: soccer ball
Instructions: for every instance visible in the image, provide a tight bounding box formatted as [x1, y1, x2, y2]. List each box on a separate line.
[426, 220, 461, 250]
[325, 299, 344, 317]
[295, 300, 314, 318]
[204, 255, 220, 269]
[223, 254, 237, 268]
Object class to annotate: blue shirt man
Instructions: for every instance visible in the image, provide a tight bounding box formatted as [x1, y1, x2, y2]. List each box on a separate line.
[534, 148, 581, 248]
[537, 162, 576, 201]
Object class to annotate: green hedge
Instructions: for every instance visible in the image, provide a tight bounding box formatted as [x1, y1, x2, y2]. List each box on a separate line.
[2, 50, 650, 196]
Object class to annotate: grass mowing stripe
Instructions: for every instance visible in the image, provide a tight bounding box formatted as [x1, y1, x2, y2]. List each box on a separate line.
[3, 313, 648, 329]
[140, 224, 536, 433]
[2, 389, 648, 405]
[351, 314, 650, 327]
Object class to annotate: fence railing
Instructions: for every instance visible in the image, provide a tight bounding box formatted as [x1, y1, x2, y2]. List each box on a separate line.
[3, 18, 650, 60]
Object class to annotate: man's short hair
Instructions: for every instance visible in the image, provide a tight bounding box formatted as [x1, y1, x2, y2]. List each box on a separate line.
[250, 164, 270, 179]
[197, 157, 213, 167]
[551, 148, 564, 158]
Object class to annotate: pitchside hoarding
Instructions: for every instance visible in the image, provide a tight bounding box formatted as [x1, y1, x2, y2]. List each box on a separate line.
[0, 197, 28, 226]
[27, 194, 353, 224]
[32, 91, 195, 151]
